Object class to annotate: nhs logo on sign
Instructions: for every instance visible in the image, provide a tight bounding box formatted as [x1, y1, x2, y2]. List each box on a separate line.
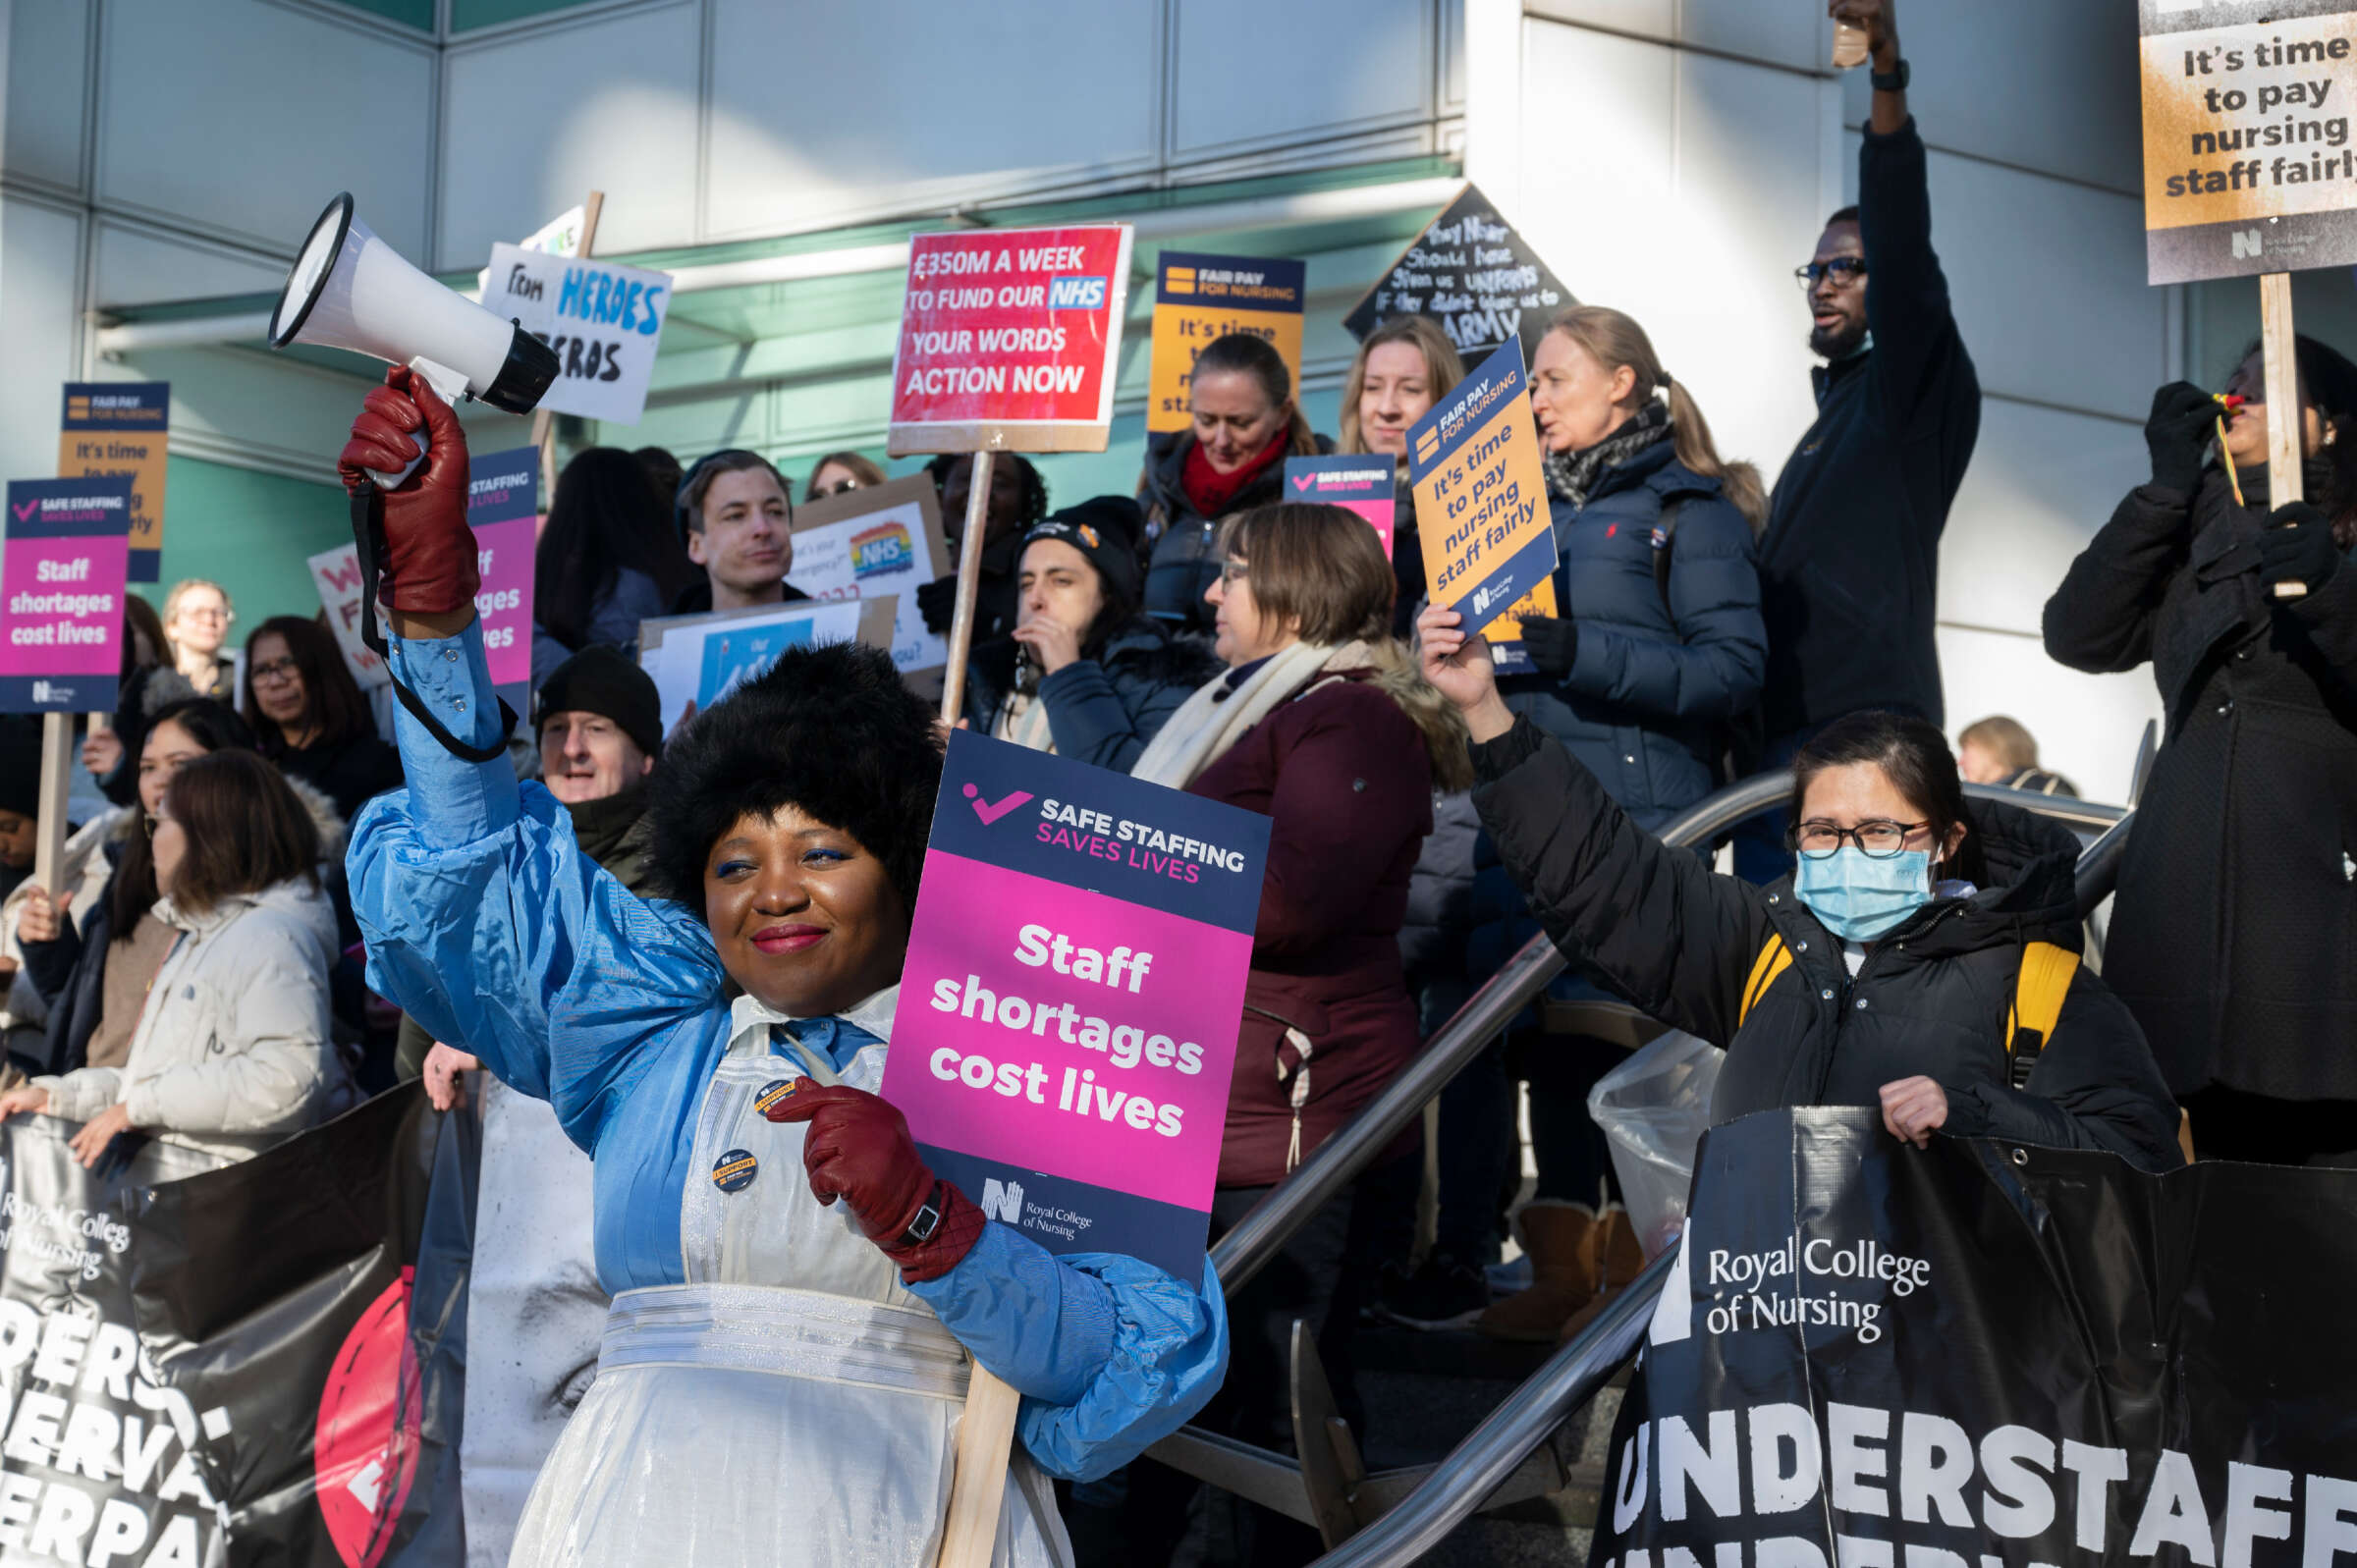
[1048, 276, 1107, 310]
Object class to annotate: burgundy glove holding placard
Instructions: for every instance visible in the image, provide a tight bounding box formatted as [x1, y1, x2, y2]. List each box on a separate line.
[337, 367, 479, 617]
[765, 1079, 985, 1284]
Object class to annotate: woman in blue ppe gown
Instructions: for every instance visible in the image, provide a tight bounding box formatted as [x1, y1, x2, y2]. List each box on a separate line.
[338, 370, 1226, 1568]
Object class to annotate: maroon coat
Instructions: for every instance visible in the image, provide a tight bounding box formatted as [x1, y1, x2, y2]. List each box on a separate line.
[1188, 671, 1435, 1188]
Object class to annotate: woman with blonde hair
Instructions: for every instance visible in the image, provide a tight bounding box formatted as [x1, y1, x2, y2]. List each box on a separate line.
[1339, 315, 1466, 634]
[1460, 303, 1769, 1344]
[161, 577, 236, 698]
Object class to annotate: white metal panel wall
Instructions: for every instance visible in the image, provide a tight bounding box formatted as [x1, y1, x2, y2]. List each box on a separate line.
[1486, 0, 2170, 803]
[4, 0, 90, 193]
[438, 0, 701, 269]
[0, 194, 86, 494]
[1509, 19, 1831, 502]
[95, 0, 435, 259]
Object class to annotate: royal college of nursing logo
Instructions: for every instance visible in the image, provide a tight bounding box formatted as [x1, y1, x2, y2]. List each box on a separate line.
[850, 520, 914, 579]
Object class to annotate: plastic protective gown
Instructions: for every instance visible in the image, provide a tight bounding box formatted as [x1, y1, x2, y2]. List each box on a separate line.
[349, 624, 1227, 1568]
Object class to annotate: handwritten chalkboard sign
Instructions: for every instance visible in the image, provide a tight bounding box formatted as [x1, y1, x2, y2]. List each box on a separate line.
[1343, 183, 1574, 363]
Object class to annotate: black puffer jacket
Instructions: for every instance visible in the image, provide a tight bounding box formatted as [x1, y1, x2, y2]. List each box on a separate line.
[1138, 429, 1333, 634]
[1470, 716, 2184, 1171]
[2043, 464, 2357, 1098]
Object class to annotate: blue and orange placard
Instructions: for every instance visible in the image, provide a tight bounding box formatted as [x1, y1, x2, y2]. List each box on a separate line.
[1, 477, 133, 712]
[58, 384, 168, 583]
[1285, 455, 1396, 559]
[879, 730, 1272, 1286]
[1147, 251, 1307, 435]
[1407, 339, 1558, 667]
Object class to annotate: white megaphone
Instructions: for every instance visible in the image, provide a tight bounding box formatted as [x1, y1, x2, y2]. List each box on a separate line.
[268, 191, 558, 486]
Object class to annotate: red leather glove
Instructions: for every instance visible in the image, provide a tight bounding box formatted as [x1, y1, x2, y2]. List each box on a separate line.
[765, 1079, 985, 1283]
[337, 366, 479, 617]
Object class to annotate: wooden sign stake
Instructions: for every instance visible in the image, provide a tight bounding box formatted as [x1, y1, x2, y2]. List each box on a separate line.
[2260, 272, 2312, 600]
[933, 1363, 1021, 1568]
[532, 190, 605, 504]
[937, 448, 995, 726]
[30, 713, 75, 897]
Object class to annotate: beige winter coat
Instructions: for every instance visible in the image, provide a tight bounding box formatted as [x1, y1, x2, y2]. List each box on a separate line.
[34, 875, 352, 1162]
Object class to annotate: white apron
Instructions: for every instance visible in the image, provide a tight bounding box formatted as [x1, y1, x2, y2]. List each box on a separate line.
[508, 999, 1072, 1567]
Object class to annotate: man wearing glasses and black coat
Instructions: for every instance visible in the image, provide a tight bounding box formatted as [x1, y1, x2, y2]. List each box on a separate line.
[1735, 0, 1982, 881]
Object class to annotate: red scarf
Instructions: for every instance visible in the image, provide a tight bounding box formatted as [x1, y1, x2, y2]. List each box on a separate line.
[1181, 429, 1289, 518]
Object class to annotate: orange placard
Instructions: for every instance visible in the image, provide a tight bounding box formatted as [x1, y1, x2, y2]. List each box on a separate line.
[1407, 339, 1557, 666]
[2141, 10, 2357, 283]
[1145, 251, 1306, 435]
[59, 383, 168, 583]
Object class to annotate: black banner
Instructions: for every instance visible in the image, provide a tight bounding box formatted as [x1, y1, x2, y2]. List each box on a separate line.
[1594, 1108, 2357, 1568]
[0, 1084, 463, 1567]
[1343, 182, 1575, 363]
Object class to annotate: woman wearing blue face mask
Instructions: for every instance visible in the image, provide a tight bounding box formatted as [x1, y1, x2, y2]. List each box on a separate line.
[1417, 603, 2186, 1175]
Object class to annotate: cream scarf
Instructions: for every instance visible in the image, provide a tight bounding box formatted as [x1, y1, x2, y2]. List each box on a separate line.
[1129, 639, 1370, 789]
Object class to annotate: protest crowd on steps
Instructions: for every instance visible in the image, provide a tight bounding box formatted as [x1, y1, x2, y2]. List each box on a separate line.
[1, 1, 2354, 1565]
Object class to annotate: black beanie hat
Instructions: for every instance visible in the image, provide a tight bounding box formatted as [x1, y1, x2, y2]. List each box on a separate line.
[537, 646, 663, 760]
[1019, 496, 1145, 611]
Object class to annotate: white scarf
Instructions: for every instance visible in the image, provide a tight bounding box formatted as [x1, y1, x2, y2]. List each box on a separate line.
[993, 685, 1058, 755]
[1129, 640, 1366, 789]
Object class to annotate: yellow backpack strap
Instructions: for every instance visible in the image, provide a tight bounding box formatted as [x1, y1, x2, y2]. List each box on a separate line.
[1738, 936, 1794, 1029]
[2004, 940, 2080, 1090]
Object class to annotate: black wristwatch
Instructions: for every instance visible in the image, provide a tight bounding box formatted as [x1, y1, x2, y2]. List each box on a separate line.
[1871, 57, 1909, 92]
[897, 1181, 945, 1247]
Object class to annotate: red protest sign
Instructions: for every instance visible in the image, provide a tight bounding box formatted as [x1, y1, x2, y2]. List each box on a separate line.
[886, 226, 1133, 457]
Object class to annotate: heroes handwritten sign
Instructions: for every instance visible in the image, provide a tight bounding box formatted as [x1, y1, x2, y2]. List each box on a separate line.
[481, 244, 672, 424]
[886, 225, 1133, 456]
[1, 477, 132, 713]
[881, 731, 1270, 1284]
[1407, 338, 1557, 652]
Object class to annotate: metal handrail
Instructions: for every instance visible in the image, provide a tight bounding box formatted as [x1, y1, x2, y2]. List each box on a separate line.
[1289, 799, 2142, 1568]
[1212, 772, 2130, 1293]
[1305, 1246, 1678, 1567]
[1210, 770, 1792, 1293]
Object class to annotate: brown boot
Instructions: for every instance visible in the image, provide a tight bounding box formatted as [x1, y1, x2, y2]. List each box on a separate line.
[1475, 1202, 1600, 1343]
[1557, 1207, 1646, 1342]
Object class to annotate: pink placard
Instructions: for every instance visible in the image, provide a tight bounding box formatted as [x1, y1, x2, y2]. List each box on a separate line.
[472, 516, 535, 689]
[892, 848, 1253, 1211]
[0, 535, 128, 678]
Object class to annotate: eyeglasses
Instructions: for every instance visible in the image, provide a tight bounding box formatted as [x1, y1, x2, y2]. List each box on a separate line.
[812, 479, 860, 499]
[249, 658, 301, 684]
[1788, 819, 1929, 859]
[1219, 562, 1250, 585]
[1793, 257, 1868, 291]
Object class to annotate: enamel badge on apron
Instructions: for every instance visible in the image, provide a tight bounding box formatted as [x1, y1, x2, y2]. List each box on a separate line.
[711, 1149, 758, 1193]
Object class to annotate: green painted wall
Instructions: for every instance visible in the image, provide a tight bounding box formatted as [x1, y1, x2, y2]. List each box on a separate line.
[451, 0, 601, 30]
[340, 0, 434, 28]
[133, 458, 351, 638]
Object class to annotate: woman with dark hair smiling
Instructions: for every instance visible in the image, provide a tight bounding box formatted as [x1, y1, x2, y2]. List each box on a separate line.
[1418, 601, 2184, 1214]
[340, 368, 1224, 1568]
[243, 615, 403, 819]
